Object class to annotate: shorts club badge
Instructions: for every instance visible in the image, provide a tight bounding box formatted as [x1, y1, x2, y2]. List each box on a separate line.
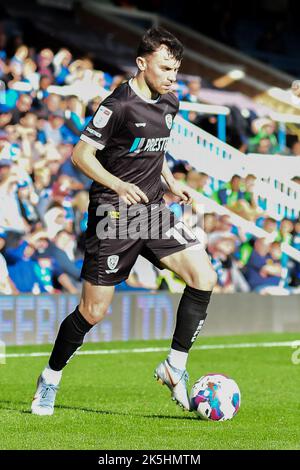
[105, 255, 120, 274]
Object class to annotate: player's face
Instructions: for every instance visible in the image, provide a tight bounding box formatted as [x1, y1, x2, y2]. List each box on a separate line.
[142, 45, 181, 95]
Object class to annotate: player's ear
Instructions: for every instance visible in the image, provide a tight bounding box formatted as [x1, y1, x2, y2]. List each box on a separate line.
[136, 56, 147, 72]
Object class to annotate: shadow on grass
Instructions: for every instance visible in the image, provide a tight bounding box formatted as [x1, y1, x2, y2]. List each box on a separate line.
[0, 400, 195, 421]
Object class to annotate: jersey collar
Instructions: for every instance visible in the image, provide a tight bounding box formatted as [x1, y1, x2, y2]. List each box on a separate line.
[129, 78, 160, 104]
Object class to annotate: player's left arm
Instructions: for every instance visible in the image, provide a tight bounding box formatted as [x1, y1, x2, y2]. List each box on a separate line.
[161, 156, 193, 205]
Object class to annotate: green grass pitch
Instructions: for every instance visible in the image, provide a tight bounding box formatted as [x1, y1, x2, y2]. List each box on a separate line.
[0, 332, 300, 450]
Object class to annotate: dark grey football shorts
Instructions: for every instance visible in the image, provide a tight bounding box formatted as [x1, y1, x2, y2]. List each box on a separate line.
[81, 199, 201, 286]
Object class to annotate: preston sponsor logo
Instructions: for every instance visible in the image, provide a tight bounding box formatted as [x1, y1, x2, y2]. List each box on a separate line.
[129, 137, 170, 154]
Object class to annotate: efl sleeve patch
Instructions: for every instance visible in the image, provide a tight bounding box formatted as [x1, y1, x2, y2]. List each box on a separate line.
[93, 105, 113, 128]
[80, 96, 123, 149]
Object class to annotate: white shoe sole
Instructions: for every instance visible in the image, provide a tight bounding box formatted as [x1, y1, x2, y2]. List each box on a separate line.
[31, 403, 54, 416]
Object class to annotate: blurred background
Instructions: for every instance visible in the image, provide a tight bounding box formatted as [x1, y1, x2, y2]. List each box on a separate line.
[0, 0, 300, 344]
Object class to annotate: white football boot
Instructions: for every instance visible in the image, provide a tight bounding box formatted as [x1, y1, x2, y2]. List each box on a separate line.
[154, 359, 190, 411]
[31, 374, 59, 416]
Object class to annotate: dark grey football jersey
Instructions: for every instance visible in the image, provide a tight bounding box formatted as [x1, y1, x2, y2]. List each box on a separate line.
[80, 79, 179, 205]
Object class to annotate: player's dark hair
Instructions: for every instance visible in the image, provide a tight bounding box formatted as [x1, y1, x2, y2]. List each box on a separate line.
[137, 27, 183, 62]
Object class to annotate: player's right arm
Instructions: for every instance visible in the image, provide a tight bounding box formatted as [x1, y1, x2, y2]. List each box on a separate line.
[73, 96, 148, 205]
[72, 140, 148, 205]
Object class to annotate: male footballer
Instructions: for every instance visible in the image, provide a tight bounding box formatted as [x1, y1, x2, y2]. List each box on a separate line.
[31, 27, 217, 415]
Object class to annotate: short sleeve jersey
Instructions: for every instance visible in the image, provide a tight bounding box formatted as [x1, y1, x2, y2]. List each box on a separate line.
[80, 79, 179, 205]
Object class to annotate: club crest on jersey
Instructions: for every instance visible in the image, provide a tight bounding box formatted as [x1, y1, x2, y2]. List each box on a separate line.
[93, 105, 113, 128]
[165, 113, 173, 130]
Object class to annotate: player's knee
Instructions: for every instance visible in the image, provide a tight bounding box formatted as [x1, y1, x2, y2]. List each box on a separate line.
[79, 300, 109, 325]
[189, 267, 217, 291]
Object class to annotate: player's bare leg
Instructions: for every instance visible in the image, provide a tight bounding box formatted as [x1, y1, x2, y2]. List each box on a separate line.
[31, 281, 114, 415]
[79, 281, 115, 325]
[155, 246, 217, 411]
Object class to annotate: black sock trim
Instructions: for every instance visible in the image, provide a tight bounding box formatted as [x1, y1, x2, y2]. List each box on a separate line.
[73, 306, 93, 333]
[184, 286, 212, 303]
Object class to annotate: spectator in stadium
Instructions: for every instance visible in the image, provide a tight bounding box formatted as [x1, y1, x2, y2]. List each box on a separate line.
[172, 162, 189, 181]
[290, 220, 300, 287]
[36, 93, 63, 120]
[181, 78, 209, 124]
[0, 158, 29, 234]
[261, 217, 278, 235]
[204, 213, 218, 233]
[214, 174, 245, 208]
[0, 251, 15, 294]
[243, 239, 284, 293]
[0, 111, 12, 130]
[277, 218, 294, 244]
[197, 172, 212, 196]
[292, 176, 300, 185]
[58, 143, 91, 190]
[292, 220, 300, 250]
[186, 169, 200, 190]
[37, 48, 54, 79]
[230, 174, 260, 221]
[290, 141, 300, 157]
[86, 96, 103, 117]
[53, 48, 72, 85]
[247, 118, 279, 154]
[43, 204, 70, 239]
[4, 229, 78, 293]
[181, 77, 202, 103]
[43, 229, 82, 284]
[17, 179, 40, 229]
[185, 170, 210, 197]
[207, 235, 239, 293]
[0, 230, 6, 251]
[242, 174, 255, 203]
[41, 113, 72, 146]
[64, 96, 86, 137]
[42, 111, 66, 145]
[23, 57, 40, 91]
[255, 137, 274, 155]
[208, 215, 238, 247]
[4, 230, 50, 292]
[36, 74, 53, 101]
[10, 93, 33, 124]
[10, 45, 29, 77]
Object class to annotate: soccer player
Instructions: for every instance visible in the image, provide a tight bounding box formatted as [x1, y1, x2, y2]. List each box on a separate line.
[31, 27, 217, 415]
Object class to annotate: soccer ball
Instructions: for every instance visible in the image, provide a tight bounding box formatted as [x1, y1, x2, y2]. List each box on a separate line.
[190, 374, 241, 421]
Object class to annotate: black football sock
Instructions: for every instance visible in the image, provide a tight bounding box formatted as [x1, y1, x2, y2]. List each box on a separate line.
[171, 286, 212, 354]
[48, 306, 93, 371]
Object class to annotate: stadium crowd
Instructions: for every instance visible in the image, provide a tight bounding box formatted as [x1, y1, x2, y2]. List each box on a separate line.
[1, 30, 300, 296]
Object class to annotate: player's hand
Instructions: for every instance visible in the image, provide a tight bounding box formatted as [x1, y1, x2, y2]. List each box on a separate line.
[169, 181, 193, 205]
[115, 181, 149, 205]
